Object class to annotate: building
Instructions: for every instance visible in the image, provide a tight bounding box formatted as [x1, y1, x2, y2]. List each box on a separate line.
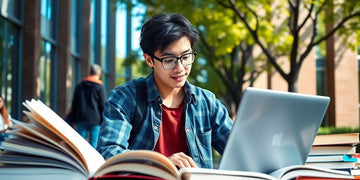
[0, 0, 116, 120]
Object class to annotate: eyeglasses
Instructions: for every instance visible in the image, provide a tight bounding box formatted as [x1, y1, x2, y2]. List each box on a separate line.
[151, 52, 197, 70]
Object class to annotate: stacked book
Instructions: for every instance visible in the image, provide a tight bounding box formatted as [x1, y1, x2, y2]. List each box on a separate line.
[306, 133, 360, 175]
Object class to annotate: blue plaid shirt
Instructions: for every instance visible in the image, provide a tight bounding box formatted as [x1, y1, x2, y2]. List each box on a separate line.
[97, 72, 233, 168]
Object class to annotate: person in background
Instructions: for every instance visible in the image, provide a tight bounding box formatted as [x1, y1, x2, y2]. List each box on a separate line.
[0, 95, 12, 142]
[69, 64, 107, 148]
[97, 13, 233, 169]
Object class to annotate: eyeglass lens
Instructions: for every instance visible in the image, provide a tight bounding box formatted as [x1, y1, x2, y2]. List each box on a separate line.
[162, 53, 195, 69]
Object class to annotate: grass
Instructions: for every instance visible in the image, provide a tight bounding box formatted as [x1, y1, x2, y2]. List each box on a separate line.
[317, 126, 360, 135]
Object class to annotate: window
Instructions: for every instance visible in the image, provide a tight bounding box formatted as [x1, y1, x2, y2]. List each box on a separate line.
[71, 0, 81, 56]
[316, 58, 326, 96]
[100, 0, 108, 86]
[315, 44, 326, 96]
[0, 17, 20, 115]
[358, 46, 360, 104]
[39, 41, 53, 106]
[41, 0, 57, 42]
[40, 0, 58, 108]
[70, 0, 81, 101]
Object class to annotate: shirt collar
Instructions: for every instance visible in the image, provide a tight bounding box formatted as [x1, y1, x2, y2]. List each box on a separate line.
[82, 75, 103, 84]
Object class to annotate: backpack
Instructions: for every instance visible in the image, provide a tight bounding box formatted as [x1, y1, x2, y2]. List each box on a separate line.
[128, 78, 147, 144]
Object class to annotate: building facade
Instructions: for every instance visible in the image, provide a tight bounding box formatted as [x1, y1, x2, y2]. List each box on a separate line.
[0, 0, 116, 120]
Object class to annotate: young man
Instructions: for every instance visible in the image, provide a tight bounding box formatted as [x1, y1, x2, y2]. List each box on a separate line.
[97, 13, 233, 169]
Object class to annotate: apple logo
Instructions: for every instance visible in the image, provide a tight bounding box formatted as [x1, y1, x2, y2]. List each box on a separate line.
[272, 132, 284, 146]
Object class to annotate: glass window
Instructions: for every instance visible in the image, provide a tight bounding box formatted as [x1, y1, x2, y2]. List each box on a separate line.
[358, 46, 360, 103]
[315, 45, 326, 96]
[0, 0, 22, 22]
[69, 56, 80, 101]
[0, 18, 6, 96]
[101, 0, 107, 67]
[41, 0, 57, 42]
[71, 0, 80, 55]
[0, 17, 18, 114]
[70, 0, 81, 103]
[39, 40, 53, 106]
[100, 0, 108, 87]
[90, 0, 96, 64]
[40, 0, 57, 108]
[316, 58, 326, 96]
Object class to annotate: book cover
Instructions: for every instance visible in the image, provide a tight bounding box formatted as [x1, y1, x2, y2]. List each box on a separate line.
[313, 133, 360, 146]
[305, 161, 359, 170]
[309, 146, 357, 155]
[306, 154, 359, 163]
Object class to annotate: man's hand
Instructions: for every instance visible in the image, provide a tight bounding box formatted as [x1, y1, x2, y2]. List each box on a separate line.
[168, 152, 198, 168]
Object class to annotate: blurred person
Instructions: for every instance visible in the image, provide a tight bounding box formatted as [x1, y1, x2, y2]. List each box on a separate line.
[0, 95, 12, 141]
[97, 13, 233, 169]
[69, 64, 107, 148]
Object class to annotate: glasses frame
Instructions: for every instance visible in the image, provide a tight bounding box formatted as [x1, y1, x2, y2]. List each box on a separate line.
[151, 51, 197, 70]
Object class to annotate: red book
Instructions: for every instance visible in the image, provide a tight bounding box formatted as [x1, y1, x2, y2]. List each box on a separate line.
[295, 176, 354, 180]
[89, 174, 167, 180]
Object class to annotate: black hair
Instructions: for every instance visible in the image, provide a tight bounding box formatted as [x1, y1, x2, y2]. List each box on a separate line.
[139, 13, 199, 56]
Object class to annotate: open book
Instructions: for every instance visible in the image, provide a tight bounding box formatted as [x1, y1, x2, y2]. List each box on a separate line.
[0, 99, 355, 180]
[179, 166, 355, 180]
[0, 99, 179, 180]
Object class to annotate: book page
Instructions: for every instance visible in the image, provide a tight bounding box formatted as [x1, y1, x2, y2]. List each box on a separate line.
[95, 150, 179, 178]
[0, 138, 87, 175]
[179, 168, 277, 180]
[0, 153, 80, 171]
[313, 133, 360, 146]
[23, 99, 105, 177]
[0, 167, 87, 180]
[10, 119, 81, 163]
[309, 145, 356, 155]
[9, 129, 65, 153]
[269, 165, 352, 179]
[94, 163, 178, 180]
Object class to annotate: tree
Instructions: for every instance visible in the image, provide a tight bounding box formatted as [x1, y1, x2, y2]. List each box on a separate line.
[218, 0, 360, 92]
[113, 0, 360, 116]
[116, 0, 270, 115]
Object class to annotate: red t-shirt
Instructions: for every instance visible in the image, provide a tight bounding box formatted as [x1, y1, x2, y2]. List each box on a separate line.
[154, 101, 188, 157]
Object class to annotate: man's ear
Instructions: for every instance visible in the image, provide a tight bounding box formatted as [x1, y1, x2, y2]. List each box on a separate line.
[144, 53, 154, 68]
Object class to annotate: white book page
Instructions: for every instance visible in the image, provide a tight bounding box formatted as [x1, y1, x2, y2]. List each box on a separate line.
[0, 153, 80, 171]
[0, 138, 86, 175]
[11, 119, 79, 160]
[269, 165, 352, 179]
[23, 99, 105, 177]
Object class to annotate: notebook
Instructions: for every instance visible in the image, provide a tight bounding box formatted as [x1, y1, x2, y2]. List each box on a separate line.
[219, 87, 330, 174]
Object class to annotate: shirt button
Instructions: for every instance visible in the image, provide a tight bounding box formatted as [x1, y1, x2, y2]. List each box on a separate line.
[186, 129, 191, 133]
[157, 111, 161, 116]
[154, 126, 159, 131]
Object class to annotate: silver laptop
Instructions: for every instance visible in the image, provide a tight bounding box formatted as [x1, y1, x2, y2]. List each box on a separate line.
[219, 87, 330, 174]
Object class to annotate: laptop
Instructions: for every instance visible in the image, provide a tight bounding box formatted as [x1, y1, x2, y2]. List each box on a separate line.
[219, 87, 330, 174]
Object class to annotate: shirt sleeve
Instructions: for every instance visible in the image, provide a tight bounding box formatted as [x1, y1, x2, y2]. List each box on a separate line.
[210, 98, 234, 155]
[97, 83, 136, 159]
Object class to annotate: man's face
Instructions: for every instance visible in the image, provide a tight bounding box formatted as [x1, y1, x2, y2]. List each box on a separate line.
[145, 36, 193, 92]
